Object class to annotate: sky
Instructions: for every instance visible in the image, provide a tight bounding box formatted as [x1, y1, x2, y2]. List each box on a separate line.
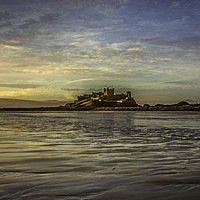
[0, 0, 200, 106]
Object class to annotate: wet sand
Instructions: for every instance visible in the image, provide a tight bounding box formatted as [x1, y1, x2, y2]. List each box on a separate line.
[0, 112, 200, 199]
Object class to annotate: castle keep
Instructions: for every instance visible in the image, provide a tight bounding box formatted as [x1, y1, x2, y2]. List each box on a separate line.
[75, 88, 137, 106]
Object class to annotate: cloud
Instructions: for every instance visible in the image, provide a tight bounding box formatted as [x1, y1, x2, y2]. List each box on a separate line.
[19, 13, 61, 29]
[18, 64, 95, 75]
[0, 20, 12, 28]
[62, 78, 95, 85]
[39, 13, 60, 23]
[0, 11, 12, 20]
[18, 18, 38, 29]
[165, 80, 191, 85]
[139, 36, 200, 51]
[3, 45, 22, 50]
[62, 88, 84, 92]
[0, 84, 43, 89]
[0, 0, 199, 104]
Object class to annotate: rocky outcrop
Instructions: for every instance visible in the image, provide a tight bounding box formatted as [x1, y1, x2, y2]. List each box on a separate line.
[65, 98, 138, 110]
[64, 100, 200, 111]
[0, 101, 199, 112]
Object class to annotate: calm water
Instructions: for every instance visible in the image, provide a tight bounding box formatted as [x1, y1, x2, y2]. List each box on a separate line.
[0, 112, 200, 200]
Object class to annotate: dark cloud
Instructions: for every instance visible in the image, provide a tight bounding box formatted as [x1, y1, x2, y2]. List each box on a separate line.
[18, 13, 61, 30]
[0, 20, 12, 28]
[0, 0, 27, 5]
[39, 13, 61, 23]
[0, 11, 14, 28]
[0, 11, 12, 20]
[19, 19, 38, 29]
[165, 81, 191, 85]
[177, 36, 200, 50]
[139, 35, 200, 50]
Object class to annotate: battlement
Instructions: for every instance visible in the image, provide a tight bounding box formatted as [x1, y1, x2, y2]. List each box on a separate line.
[76, 88, 134, 103]
[104, 88, 114, 97]
[75, 88, 137, 106]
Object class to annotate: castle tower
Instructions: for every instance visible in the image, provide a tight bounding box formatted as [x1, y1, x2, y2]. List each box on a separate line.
[127, 91, 131, 98]
[104, 88, 114, 97]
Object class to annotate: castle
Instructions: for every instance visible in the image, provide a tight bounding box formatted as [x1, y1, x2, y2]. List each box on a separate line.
[75, 88, 137, 106]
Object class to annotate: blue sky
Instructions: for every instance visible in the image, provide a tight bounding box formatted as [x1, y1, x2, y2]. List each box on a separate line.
[0, 0, 200, 105]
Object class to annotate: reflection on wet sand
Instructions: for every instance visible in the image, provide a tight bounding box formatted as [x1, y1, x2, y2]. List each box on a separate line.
[0, 112, 200, 199]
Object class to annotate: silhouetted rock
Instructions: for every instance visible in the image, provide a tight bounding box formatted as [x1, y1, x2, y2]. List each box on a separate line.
[176, 101, 190, 106]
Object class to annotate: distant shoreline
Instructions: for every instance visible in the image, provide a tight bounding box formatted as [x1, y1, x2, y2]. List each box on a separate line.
[0, 110, 200, 114]
[0, 101, 200, 113]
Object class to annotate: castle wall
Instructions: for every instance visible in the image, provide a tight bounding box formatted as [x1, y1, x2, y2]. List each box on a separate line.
[104, 88, 114, 96]
[76, 88, 137, 106]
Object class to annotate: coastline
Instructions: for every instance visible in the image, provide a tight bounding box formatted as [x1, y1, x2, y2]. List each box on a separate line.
[0, 101, 200, 113]
[0, 110, 200, 114]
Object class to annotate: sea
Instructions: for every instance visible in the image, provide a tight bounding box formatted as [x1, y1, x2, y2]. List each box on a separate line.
[0, 112, 200, 200]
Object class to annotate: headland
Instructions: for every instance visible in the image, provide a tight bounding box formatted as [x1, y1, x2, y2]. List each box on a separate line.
[0, 88, 200, 112]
